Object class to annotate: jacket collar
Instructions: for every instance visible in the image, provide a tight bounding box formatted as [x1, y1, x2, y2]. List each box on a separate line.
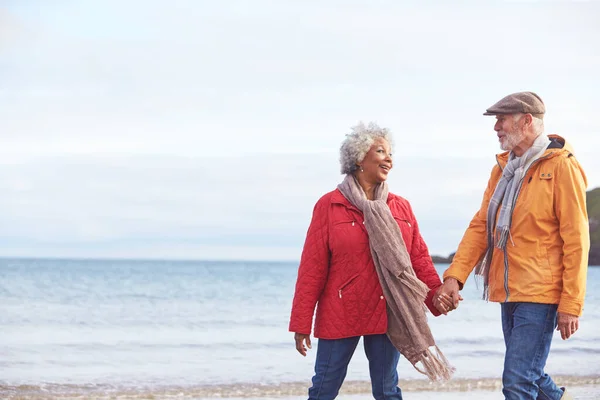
[331, 188, 394, 212]
[495, 134, 568, 167]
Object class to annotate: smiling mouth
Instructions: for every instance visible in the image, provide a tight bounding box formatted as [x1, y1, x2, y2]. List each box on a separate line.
[380, 165, 391, 171]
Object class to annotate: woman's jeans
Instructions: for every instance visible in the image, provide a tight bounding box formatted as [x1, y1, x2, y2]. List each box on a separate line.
[501, 302, 565, 400]
[308, 333, 402, 400]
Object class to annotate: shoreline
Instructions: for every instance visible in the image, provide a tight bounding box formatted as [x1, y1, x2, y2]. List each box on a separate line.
[2, 375, 600, 399]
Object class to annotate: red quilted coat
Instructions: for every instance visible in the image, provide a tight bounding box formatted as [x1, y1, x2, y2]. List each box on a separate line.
[289, 189, 442, 339]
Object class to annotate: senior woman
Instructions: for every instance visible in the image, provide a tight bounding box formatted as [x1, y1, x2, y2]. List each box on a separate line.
[289, 122, 455, 400]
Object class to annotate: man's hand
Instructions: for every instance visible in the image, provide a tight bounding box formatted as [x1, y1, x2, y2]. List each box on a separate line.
[434, 278, 463, 315]
[294, 333, 312, 356]
[557, 312, 579, 340]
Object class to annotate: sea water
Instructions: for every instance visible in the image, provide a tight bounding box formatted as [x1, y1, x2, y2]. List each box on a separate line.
[1, 258, 599, 398]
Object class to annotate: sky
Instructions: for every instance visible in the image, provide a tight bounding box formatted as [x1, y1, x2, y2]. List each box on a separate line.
[1, 0, 599, 261]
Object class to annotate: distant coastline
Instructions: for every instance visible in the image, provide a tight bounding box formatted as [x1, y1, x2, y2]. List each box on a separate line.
[431, 253, 454, 264]
[588, 187, 600, 266]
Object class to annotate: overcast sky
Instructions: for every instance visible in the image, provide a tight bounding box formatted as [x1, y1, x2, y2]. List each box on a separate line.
[1, 0, 599, 261]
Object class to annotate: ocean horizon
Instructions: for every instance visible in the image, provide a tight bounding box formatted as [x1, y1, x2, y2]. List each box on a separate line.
[3, 255, 600, 264]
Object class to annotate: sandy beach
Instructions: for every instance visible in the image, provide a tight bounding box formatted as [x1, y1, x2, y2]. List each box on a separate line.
[4, 377, 600, 399]
[207, 377, 600, 400]
[263, 385, 600, 400]
[4, 386, 600, 400]
[211, 380, 600, 400]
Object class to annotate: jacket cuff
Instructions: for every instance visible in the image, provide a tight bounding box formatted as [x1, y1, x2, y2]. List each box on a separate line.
[557, 298, 583, 317]
[425, 287, 441, 316]
[289, 320, 312, 335]
[442, 271, 466, 290]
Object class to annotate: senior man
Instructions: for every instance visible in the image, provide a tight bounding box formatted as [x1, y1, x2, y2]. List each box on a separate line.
[439, 92, 589, 400]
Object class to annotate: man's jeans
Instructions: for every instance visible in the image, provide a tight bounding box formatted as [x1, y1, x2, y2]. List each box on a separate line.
[501, 302, 565, 400]
[308, 334, 402, 400]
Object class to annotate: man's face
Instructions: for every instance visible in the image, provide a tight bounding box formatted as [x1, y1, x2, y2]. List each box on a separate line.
[494, 114, 525, 152]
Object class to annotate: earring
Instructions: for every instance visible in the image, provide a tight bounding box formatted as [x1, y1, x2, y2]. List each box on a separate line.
[360, 166, 364, 172]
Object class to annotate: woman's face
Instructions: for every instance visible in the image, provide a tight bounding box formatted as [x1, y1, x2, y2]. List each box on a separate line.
[358, 137, 393, 183]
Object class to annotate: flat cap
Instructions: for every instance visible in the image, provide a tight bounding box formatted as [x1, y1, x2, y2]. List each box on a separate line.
[483, 91, 545, 118]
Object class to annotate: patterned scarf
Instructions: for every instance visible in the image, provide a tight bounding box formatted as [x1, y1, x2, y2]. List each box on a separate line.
[475, 134, 550, 299]
[337, 174, 454, 382]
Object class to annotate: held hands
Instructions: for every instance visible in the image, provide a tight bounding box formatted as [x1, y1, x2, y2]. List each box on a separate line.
[557, 312, 579, 340]
[434, 278, 463, 315]
[294, 332, 312, 356]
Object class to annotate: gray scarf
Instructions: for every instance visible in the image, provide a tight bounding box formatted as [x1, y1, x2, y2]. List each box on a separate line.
[337, 174, 454, 382]
[475, 134, 550, 299]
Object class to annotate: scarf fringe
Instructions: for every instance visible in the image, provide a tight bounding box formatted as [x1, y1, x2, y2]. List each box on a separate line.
[475, 274, 490, 301]
[494, 226, 510, 249]
[474, 250, 491, 301]
[398, 272, 429, 300]
[474, 250, 489, 277]
[413, 345, 456, 382]
[475, 248, 493, 301]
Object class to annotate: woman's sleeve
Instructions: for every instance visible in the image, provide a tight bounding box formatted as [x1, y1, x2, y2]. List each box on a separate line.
[289, 196, 331, 334]
[407, 202, 443, 316]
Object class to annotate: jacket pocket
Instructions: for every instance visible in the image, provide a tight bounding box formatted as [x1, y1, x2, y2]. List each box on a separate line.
[331, 219, 368, 249]
[536, 246, 553, 284]
[394, 218, 411, 226]
[393, 217, 413, 247]
[333, 219, 358, 227]
[546, 247, 563, 282]
[539, 171, 554, 180]
[338, 273, 361, 328]
[338, 273, 360, 298]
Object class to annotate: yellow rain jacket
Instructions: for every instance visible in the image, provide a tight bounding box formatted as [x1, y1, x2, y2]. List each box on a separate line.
[444, 135, 589, 316]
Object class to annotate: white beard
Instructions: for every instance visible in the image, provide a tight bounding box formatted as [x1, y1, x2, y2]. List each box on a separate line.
[500, 126, 525, 151]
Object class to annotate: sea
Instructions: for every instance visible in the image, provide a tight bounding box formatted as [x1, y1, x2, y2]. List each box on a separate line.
[1, 258, 599, 399]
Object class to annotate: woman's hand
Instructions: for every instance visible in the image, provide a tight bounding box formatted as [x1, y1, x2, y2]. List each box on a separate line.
[433, 284, 463, 315]
[294, 333, 312, 356]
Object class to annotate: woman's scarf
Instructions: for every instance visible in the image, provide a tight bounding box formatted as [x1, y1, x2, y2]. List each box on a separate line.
[337, 174, 454, 381]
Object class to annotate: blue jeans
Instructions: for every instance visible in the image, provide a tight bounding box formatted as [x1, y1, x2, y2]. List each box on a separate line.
[308, 334, 402, 400]
[501, 302, 565, 400]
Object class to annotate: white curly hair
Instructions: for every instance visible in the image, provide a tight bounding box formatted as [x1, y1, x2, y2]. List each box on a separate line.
[339, 122, 393, 174]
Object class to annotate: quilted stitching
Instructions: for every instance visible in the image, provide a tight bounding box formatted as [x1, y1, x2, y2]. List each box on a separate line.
[289, 189, 443, 338]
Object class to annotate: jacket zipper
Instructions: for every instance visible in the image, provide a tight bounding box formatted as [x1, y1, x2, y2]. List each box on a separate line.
[394, 217, 412, 228]
[497, 152, 553, 301]
[495, 155, 512, 301]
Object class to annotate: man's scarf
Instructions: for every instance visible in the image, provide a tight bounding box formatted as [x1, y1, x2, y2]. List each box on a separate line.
[475, 134, 550, 299]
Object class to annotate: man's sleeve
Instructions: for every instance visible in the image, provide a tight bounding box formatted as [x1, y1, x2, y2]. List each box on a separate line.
[443, 166, 499, 288]
[555, 155, 589, 316]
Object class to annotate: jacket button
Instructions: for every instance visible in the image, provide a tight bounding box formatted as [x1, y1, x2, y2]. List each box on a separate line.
[380, 295, 384, 300]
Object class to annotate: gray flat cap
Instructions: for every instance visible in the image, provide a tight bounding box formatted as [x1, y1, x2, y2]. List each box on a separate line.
[483, 91, 545, 119]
